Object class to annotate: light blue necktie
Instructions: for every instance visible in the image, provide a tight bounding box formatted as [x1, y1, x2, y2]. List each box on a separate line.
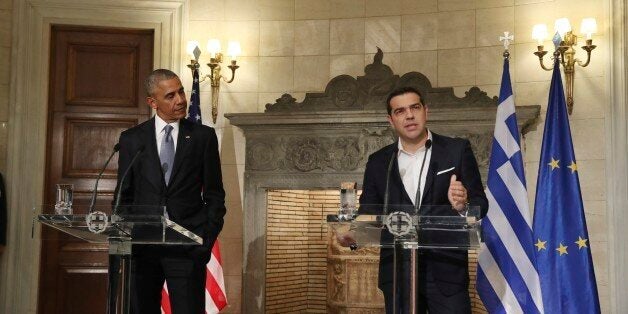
[160, 125, 174, 185]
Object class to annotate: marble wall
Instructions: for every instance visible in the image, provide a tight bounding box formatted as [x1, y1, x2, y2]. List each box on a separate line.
[183, 0, 610, 312]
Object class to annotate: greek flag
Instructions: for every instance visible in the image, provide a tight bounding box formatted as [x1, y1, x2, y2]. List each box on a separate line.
[476, 56, 544, 313]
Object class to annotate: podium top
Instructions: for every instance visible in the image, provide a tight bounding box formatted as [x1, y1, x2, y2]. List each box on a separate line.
[36, 205, 202, 245]
[328, 204, 482, 250]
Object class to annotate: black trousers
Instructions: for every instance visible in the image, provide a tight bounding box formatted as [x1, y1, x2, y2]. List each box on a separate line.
[382, 268, 471, 314]
[130, 254, 207, 314]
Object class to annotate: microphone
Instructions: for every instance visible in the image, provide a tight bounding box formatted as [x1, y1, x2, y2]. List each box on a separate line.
[88, 143, 120, 213]
[382, 152, 397, 215]
[113, 145, 145, 215]
[414, 139, 432, 213]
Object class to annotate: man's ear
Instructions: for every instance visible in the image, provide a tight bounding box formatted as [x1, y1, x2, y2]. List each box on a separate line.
[386, 115, 393, 127]
[146, 96, 157, 110]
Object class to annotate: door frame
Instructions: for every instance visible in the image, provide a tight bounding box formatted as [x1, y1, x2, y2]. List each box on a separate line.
[1, 0, 185, 312]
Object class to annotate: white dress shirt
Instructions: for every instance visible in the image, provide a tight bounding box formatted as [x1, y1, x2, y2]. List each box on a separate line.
[154, 114, 179, 155]
[397, 130, 433, 206]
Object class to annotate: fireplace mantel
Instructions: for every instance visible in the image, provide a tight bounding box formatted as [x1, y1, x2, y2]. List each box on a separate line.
[226, 50, 540, 313]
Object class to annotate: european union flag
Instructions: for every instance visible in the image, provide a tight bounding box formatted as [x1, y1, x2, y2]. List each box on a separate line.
[187, 67, 202, 124]
[532, 58, 600, 313]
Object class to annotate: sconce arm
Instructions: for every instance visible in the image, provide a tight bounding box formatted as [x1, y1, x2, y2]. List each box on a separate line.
[577, 42, 597, 67]
[222, 62, 240, 84]
[534, 49, 553, 71]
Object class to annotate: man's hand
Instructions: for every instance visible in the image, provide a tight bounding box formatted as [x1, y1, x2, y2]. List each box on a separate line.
[335, 231, 356, 248]
[448, 174, 468, 213]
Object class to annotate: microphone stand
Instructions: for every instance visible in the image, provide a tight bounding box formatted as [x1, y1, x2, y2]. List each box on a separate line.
[88, 144, 120, 214]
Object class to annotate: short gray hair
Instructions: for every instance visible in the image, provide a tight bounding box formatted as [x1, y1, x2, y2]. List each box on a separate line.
[145, 69, 179, 96]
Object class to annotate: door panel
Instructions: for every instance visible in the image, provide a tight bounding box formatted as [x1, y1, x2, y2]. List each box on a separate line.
[39, 25, 153, 314]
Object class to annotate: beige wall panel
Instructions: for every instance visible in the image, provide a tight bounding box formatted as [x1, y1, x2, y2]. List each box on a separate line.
[570, 118, 606, 160]
[223, 21, 260, 57]
[225, 0, 260, 20]
[401, 13, 438, 51]
[571, 77, 606, 119]
[514, 2, 556, 43]
[476, 7, 514, 47]
[437, 48, 476, 87]
[294, 56, 330, 92]
[259, 57, 294, 92]
[220, 93, 258, 115]
[295, 0, 330, 20]
[330, 18, 365, 55]
[475, 0, 515, 8]
[330, 0, 366, 18]
[189, 20, 224, 54]
[295, 20, 330, 56]
[365, 0, 401, 16]
[401, 0, 438, 14]
[190, 0, 225, 20]
[437, 10, 476, 49]
[399, 51, 438, 84]
[438, 0, 475, 11]
[477, 45, 515, 85]
[577, 159, 606, 201]
[330, 54, 365, 79]
[259, 0, 295, 20]
[514, 42, 552, 82]
[221, 56, 259, 93]
[365, 16, 401, 53]
[260, 21, 295, 56]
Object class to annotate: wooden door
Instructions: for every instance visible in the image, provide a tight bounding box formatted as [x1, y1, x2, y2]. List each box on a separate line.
[38, 25, 153, 314]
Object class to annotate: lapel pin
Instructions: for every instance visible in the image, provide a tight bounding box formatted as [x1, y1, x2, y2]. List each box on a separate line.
[185, 135, 191, 139]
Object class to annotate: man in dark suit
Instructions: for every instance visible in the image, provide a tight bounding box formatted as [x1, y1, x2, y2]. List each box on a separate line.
[114, 69, 226, 313]
[356, 86, 488, 313]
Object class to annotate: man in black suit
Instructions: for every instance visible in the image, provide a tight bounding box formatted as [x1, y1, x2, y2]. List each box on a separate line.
[353, 86, 488, 313]
[114, 69, 226, 313]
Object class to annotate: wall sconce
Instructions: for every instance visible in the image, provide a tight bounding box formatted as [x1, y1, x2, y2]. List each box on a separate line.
[186, 39, 241, 123]
[532, 18, 597, 115]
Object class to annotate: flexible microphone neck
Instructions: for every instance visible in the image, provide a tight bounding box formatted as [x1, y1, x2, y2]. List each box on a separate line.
[113, 146, 144, 215]
[414, 139, 432, 213]
[89, 143, 120, 213]
[383, 152, 397, 215]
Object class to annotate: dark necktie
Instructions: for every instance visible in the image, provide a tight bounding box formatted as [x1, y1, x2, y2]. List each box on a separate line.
[160, 125, 174, 185]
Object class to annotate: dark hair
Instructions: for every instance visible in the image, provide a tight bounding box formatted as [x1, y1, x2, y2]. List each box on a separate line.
[385, 86, 425, 115]
[145, 69, 179, 97]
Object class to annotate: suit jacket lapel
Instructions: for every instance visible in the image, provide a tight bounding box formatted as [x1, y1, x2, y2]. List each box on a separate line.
[143, 118, 167, 190]
[421, 135, 444, 206]
[390, 143, 414, 207]
[168, 119, 193, 187]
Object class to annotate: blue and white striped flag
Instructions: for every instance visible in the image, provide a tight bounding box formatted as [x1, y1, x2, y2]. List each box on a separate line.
[476, 56, 544, 313]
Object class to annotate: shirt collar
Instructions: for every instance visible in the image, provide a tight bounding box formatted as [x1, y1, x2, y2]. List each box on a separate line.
[398, 129, 432, 157]
[155, 114, 180, 133]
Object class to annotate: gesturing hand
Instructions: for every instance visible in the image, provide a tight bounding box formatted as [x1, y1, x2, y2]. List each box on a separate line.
[448, 174, 468, 213]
